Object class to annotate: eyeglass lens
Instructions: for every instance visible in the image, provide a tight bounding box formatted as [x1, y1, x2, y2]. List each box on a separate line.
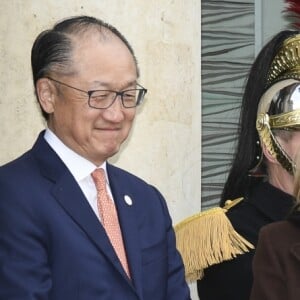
[89, 89, 145, 109]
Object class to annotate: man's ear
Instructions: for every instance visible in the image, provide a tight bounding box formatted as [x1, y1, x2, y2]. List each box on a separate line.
[36, 78, 56, 114]
[261, 140, 278, 164]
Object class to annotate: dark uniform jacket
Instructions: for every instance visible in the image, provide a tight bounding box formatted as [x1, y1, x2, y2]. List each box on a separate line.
[197, 182, 294, 300]
[250, 213, 300, 300]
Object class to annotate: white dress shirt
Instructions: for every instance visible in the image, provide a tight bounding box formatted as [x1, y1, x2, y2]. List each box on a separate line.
[44, 128, 113, 221]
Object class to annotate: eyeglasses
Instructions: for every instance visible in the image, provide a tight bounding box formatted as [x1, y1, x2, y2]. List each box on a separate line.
[46, 77, 147, 109]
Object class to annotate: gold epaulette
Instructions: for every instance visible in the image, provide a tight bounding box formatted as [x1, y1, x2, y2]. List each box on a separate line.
[174, 197, 254, 282]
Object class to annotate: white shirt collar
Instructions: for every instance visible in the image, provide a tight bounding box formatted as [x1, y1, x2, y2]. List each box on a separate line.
[44, 128, 108, 182]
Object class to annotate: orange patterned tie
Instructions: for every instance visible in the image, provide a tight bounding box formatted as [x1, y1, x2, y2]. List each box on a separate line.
[91, 168, 130, 278]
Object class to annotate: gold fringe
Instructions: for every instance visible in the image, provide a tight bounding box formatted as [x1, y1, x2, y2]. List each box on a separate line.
[174, 198, 254, 282]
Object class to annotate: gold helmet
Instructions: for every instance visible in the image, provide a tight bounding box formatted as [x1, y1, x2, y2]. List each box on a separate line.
[254, 34, 300, 175]
[256, 79, 300, 174]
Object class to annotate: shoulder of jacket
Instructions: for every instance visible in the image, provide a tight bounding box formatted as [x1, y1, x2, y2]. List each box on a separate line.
[174, 197, 254, 283]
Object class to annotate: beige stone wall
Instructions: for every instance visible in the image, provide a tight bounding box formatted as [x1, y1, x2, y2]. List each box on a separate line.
[0, 1, 201, 296]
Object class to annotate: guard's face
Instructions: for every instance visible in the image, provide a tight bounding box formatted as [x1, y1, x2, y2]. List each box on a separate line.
[40, 33, 138, 165]
[278, 131, 300, 166]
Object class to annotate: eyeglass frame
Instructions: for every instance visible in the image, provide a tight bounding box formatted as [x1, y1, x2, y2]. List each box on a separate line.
[46, 76, 147, 109]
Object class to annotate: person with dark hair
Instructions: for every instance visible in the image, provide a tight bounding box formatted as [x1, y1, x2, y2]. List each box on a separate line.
[175, 30, 300, 300]
[0, 16, 190, 300]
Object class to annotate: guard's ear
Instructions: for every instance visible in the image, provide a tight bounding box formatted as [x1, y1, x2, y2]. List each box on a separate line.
[36, 78, 56, 114]
[261, 140, 278, 164]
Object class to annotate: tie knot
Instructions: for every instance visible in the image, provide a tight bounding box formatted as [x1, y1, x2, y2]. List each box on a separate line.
[91, 168, 106, 191]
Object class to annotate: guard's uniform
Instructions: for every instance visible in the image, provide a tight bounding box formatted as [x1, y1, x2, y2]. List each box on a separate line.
[197, 182, 294, 300]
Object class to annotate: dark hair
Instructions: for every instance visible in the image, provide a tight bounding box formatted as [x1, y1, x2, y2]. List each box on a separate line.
[220, 30, 300, 206]
[31, 15, 139, 120]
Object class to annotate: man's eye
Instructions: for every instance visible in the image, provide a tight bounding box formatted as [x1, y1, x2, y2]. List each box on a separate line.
[91, 92, 110, 100]
[123, 91, 136, 100]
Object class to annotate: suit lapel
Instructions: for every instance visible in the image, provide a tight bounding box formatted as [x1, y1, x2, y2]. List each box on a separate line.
[51, 174, 131, 277]
[31, 133, 137, 293]
[108, 165, 143, 298]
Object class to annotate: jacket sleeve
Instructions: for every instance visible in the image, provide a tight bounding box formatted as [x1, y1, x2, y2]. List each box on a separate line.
[153, 186, 191, 300]
[250, 226, 285, 300]
[0, 177, 51, 299]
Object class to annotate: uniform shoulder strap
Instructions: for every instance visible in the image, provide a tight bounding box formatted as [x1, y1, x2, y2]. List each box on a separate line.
[174, 197, 254, 282]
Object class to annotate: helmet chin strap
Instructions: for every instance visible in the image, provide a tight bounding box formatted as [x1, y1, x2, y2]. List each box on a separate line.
[256, 112, 296, 175]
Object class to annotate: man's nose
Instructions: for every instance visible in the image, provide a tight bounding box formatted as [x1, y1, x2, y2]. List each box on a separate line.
[102, 95, 125, 121]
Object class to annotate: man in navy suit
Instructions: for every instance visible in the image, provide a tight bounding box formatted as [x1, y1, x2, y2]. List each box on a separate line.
[0, 16, 190, 299]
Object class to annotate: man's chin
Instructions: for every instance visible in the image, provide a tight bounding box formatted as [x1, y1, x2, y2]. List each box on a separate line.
[103, 145, 121, 159]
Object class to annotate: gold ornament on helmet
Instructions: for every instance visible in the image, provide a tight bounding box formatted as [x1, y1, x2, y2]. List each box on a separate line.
[267, 34, 300, 86]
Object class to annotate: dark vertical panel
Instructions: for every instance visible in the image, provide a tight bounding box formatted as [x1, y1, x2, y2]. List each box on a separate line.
[201, 0, 255, 209]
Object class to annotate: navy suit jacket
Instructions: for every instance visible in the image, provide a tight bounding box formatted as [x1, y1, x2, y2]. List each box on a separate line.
[0, 132, 190, 300]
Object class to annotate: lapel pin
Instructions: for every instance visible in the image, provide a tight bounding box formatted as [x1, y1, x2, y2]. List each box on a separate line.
[124, 195, 133, 206]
